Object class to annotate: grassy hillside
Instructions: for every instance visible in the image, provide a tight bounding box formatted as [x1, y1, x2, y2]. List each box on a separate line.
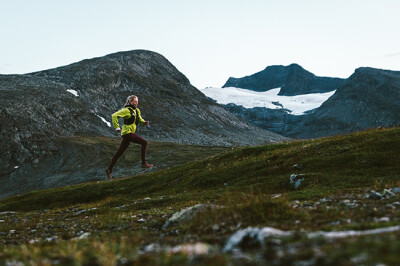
[1, 127, 400, 265]
[0, 137, 229, 199]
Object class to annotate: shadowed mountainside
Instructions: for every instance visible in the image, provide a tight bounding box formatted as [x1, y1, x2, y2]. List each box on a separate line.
[288, 67, 400, 138]
[222, 67, 400, 139]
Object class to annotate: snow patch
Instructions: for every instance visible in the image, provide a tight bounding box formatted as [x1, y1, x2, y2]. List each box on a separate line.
[96, 114, 111, 127]
[200, 87, 335, 115]
[66, 89, 79, 97]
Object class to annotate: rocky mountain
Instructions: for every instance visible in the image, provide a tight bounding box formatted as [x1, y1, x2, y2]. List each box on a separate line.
[223, 103, 304, 137]
[222, 67, 400, 139]
[288, 67, 400, 138]
[223, 64, 346, 96]
[0, 50, 285, 190]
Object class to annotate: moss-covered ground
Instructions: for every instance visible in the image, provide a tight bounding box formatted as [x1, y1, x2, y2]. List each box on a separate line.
[1, 127, 400, 265]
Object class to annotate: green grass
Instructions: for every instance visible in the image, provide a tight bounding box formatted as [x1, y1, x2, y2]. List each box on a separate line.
[1, 127, 400, 265]
[2, 127, 399, 211]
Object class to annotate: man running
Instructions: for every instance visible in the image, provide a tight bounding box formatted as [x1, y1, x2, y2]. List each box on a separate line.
[106, 95, 153, 180]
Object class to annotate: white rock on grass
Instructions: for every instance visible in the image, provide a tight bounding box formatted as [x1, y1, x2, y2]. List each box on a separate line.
[392, 187, 400, 194]
[367, 187, 400, 200]
[374, 217, 390, 223]
[162, 204, 215, 230]
[0, 211, 16, 215]
[383, 189, 395, 197]
[139, 243, 212, 257]
[223, 227, 292, 253]
[45, 236, 58, 242]
[368, 190, 383, 199]
[290, 174, 306, 188]
[140, 243, 161, 254]
[224, 225, 400, 253]
[168, 242, 211, 256]
[4, 260, 23, 266]
[78, 232, 91, 239]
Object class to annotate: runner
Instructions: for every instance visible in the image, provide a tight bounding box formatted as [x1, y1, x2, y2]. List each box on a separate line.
[106, 95, 153, 180]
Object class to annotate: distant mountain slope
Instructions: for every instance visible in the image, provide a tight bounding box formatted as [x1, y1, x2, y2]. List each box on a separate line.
[0, 50, 286, 182]
[288, 67, 400, 138]
[219, 66, 400, 139]
[223, 64, 346, 96]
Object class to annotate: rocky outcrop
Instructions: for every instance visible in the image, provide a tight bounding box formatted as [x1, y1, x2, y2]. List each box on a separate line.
[223, 103, 304, 136]
[223, 64, 346, 96]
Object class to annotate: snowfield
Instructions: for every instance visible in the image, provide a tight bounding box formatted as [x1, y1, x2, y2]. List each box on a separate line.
[200, 87, 336, 115]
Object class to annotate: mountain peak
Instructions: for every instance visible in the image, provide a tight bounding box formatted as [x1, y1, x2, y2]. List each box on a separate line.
[223, 64, 345, 96]
[287, 63, 303, 69]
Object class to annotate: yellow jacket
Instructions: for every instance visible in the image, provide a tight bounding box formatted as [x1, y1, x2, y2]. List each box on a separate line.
[111, 106, 146, 136]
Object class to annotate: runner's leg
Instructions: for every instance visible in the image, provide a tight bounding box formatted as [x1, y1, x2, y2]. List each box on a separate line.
[108, 135, 131, 172]
[129, 134, 148, 165]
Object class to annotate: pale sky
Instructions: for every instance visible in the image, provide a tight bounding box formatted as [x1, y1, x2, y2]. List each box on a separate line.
[1, 0, 399, 89]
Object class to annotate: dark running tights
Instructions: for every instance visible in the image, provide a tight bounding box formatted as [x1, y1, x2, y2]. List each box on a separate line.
[108, 133, 147, 171]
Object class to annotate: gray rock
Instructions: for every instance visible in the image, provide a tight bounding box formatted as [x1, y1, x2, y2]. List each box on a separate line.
[369, 190, 383, 199]
[45, 236, 58, 242]
[223, 227, 292, 253]
[167, 242, 212, 256]
[78, 232, 91, 239]
[392, 187, 400, 194]
[292, 164, 303, 169]
[162, 204, 215, 230]
[0, 211, 16, 215]
[140, 243, 161, 254]
[374, 217, 390, 223]
[321, 197, 332, 203]
[290, 174, 306, 188]
[383, 189, 395, 197]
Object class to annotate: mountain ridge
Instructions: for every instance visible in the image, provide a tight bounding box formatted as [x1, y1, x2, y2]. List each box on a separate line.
[223, 63, 346, 96]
